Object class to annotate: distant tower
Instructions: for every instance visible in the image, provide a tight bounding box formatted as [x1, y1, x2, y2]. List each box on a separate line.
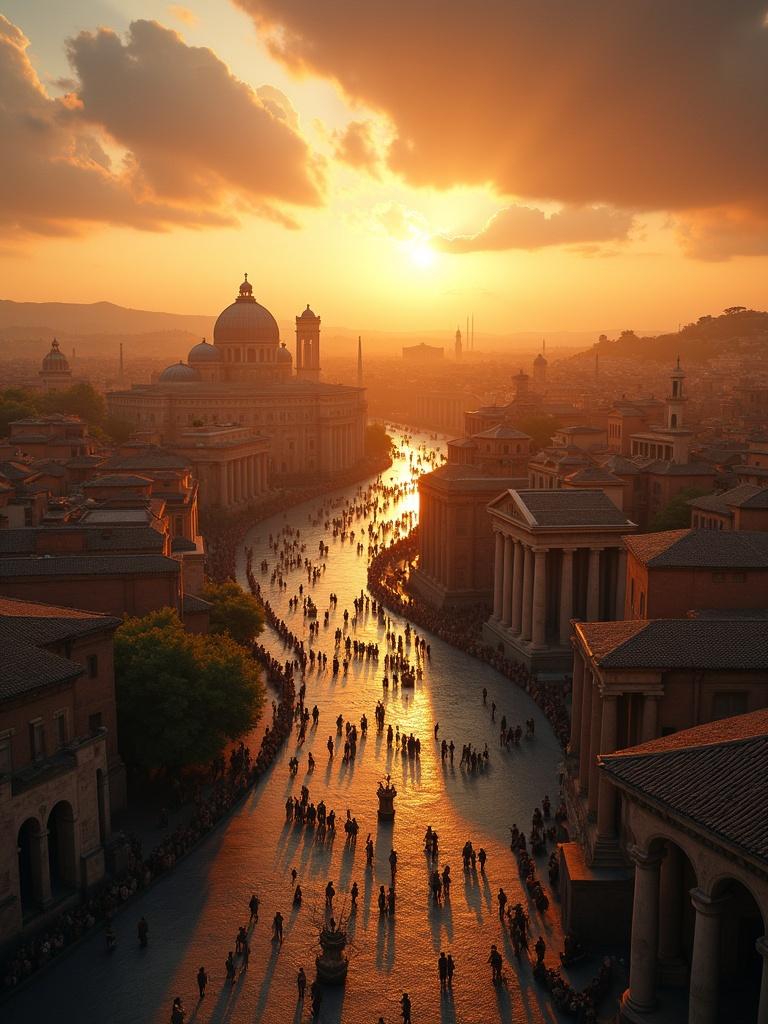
[295, 304, 321, 383]
[357, 336, 363, 387]
[39, 337, 73, 392]
[513, 369, 530, 402]
[533, 340, 548, 385]
[455, 326, 462, 360]
[667, 355, 686, 429]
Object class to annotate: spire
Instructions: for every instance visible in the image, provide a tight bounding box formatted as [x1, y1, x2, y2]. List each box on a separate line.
[357, 336, 363, 387]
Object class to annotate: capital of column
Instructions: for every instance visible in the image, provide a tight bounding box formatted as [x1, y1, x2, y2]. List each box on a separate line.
[690, 887, 729, 917]
[628, 843, 664, 870]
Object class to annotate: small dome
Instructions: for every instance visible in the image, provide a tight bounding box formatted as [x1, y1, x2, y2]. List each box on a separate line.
[277, 342, 292, 363]
[42, 338, 70, 371]
[534, 353, 547, 365]
[158, 361, 200, 383]
[298, 304, 317, 320]
[188, 338, 221, 363]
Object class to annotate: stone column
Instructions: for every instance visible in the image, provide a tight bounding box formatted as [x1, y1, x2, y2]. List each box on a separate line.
[520, 545, 534, 641]
[578, 671, 593, 791]
[756, 937, 768, 1024]
[220, 464, 228, 507]
[227, 462, 234, 505]
[623, 847, 662, 1015]
[615, 548, 628, 619]
[493, 532, 504, 619]
[587, 686, 603, 816]
[559, 547, 574, 644]
[689, 889, 727, 1024]
[640, 694, 660, 743]
[511, 540, 525, 635]
[569, 652, 585, 756]
[596, 694, 619, 838]
[587, 548, 601, 620]
[531, 549, 547, 648]
[501, 535, 514, 625]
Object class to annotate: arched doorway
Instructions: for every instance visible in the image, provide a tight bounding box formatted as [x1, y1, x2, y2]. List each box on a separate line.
[712, 878, 764, 1023]
[656, 838, 697, 987]
[17, 818, 42, 916]
[47, 801, 77, 896]
[96, 769, 108, 845]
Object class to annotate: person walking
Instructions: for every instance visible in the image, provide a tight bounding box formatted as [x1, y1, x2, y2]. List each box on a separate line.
[272, 911, 284, 943]
[446, 953, 455, 986]
[249, 893, 260, 921]
[400, 991, 412, 1023]
[196, 966, 207, 1000]
[488, 944, 503, 984]
[389, 848, 398, 881]
[297, 966, 307, 1001]
[438, 951, 448, 990]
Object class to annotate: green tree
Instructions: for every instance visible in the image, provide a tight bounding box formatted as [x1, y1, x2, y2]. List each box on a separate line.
[0, 388, 40, 436]
[648, 487, 709, 532]
[200, 579, 264, 646]
[515, 413, 559, 452]
[365, 422, 393, 458]
[40, 381, 106, 426]
[114, 608, 264, 772]
[103, 414, 133, 443]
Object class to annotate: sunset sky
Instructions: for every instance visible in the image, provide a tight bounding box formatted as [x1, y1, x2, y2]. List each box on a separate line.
[2, 0, 768, 334]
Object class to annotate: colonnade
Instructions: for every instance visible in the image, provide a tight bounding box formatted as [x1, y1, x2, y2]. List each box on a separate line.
[491, 531, 628, 650]
[221, 453, 268, 507]
[419, 489, 451, 585]
[321, 421, 362, 473]
[568, 651, 661, 838]
[623, 844, 768, 1024]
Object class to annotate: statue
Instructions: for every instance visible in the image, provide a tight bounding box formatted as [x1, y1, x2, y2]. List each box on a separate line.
[315, 914, 349, 984]
[377, 774, 397, 819]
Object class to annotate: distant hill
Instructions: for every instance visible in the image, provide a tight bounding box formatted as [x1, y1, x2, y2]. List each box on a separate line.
[0, 299, 214, 339]
[569, 307, 768, 366]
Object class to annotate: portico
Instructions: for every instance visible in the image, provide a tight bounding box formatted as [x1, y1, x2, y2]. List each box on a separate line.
[483, 489, 636, 674]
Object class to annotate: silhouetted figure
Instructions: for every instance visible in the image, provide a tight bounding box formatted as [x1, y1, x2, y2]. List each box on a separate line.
[197, 966, 207, 999]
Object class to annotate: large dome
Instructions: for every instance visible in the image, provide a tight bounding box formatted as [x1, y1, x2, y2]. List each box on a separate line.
[213, 273, 279, 345]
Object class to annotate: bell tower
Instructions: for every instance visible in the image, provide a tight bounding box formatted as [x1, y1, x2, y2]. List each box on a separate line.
[295, 305, 321, 382]
[667, 355, 686, 430]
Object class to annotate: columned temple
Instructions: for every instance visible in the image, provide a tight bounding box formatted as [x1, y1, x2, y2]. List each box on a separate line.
[483, 489, 637, 673]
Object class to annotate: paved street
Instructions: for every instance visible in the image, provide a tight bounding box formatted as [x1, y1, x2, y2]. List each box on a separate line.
[4, 431, 582, 1024]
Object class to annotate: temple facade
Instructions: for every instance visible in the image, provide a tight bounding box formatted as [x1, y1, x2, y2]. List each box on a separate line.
[483, 489, 637, 673]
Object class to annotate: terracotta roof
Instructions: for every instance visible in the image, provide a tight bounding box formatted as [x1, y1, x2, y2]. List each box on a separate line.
[642, 460, 714, 476]
[472, 425, 531, 441]
[689, 484, 768, 513]
[578, 618, 768, 669]
[624, 528, 768, 568]
[600, 710, 768, 860]
[105, 450, 188, 471]
[84, 473, 154, 488]
[564, 467, 623, 485]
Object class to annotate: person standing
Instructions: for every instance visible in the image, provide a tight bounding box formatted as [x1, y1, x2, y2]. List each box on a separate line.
[389, 848, 398, 881]
[400, 992, 412, 1023]
[196, 966, 208, 999]
[297, 966, 307, 1001]
[272, 911, 283, 943]
[249, 893, 260, 921]
[446, 954, 455, 986]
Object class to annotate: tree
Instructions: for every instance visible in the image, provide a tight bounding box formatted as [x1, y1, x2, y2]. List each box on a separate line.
[114, 608, 264, 772]
[40, 381, 106, 426]
[200, 579, 264, 646]
[0, 388, 39, 436]
[648, 487, 709, 532]
[103, 414, 133, 443]
[515, 413, 559, 452]
[365, 422, 393, 458]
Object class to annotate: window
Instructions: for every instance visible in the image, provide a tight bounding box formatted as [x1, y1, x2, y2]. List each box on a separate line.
[87, 654, 98, 678]
[712, 692, 748, 719]
[88, 712, 103, 735]
[29, 720, 45, 761]
[54, 710, 68, 749]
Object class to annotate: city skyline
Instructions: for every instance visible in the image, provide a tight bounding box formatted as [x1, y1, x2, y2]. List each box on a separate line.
[2, 1, 768, 332]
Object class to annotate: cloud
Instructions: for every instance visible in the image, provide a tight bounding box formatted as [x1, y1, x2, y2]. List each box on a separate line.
[0, 15, 322, 242]
[167, 5, 199, 26]
[66, 20, 323, 209]
[237, 0, 768, 257]
[677, 205, 768, 260]
[0, 15, 226, 238]
[437, 205, 633, 253]
[368, 202, 428, 241]
[333, 120, 380, 173]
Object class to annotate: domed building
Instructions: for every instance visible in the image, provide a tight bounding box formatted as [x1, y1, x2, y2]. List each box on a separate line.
[39, 338, 73, 392]
[107, 275, 367, 510]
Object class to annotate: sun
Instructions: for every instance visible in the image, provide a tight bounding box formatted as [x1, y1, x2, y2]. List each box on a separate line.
[406, 238, 436, 269]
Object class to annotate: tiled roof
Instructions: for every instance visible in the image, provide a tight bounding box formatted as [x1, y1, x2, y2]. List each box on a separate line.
[513, 489, 635, 528]
[472, 425, 531, 440]
[624, 528, 768, 568]
[643, 460, 715, 476]
[105, 450, 188, 471]
[564, 467, 623, 485]
[687, 484, 768, 513]
[578, 618, 768, 669]
[183, 593, 212, 613]
[84, 474, 154, 487]
[0, 596, 120, 701]
[0, 554, 179, 576]
[0, 461, 34, 480]
[600, 710, 768, 860]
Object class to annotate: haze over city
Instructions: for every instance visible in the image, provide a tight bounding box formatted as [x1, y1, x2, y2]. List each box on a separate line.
[0, 5, 767, 1024]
